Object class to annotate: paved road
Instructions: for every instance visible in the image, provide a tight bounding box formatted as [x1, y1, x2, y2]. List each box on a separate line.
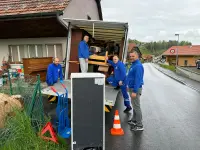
[105, 63, 200, 150]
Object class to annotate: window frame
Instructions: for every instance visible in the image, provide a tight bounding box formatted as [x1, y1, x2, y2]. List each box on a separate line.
[8, 44, 63, 63]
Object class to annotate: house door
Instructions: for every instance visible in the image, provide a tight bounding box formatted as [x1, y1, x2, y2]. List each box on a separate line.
[184, 60, 188, 66]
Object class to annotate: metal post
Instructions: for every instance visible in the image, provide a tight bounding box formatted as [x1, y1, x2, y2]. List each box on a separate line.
[64, 22, 72, 80]
[175, 34, 179, 68]
[8, 70, 13, 95]
[93, 23, 95, 37]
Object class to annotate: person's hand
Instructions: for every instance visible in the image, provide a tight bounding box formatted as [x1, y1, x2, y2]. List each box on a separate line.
[85, 59, 88, 62]
[131, 92, 137, 98]
[60, 80, 64, 84]
[105, 56, 108, 61]
[119, 81, 123, 86]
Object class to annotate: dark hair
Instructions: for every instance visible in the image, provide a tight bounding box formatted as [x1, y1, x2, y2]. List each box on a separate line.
[84, 35, 89, 37]
[113, 54, 119, 58]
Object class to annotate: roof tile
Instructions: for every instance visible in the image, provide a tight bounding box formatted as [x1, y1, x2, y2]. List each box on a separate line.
[128, 43, 136, 52]
[0, 0, 70, 16]
[163, 45, 200, 56]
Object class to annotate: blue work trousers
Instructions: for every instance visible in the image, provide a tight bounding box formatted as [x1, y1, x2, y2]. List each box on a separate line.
[107, 76, 131, 107]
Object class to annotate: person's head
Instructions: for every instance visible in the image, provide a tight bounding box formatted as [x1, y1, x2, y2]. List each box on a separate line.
[53, 57, 60, 66]
[83, 35, 89, 43]
[129, 50, 139, 63]
[113, 55, 119, 64]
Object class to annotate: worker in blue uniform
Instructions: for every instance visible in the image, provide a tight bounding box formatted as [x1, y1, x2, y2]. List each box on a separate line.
[46, 57, 63, 86]
[78, 35, 95, 73]
[127, 50, 144, 131]
[106, 55, 132, 113]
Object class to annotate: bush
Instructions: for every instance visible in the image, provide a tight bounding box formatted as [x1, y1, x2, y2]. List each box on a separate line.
[159, 64, 176, 72]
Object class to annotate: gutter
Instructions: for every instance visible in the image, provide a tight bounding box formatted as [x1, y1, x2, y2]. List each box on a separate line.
[0, 11, 63, 21]
[56, 14, 68, 28]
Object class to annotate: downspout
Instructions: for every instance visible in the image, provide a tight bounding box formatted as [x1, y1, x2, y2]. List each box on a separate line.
[64, 22, 71, 80]
[56, 14, 71, 79]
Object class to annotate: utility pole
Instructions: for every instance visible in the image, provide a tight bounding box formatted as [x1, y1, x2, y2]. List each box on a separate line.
[175, 34, 179, 68]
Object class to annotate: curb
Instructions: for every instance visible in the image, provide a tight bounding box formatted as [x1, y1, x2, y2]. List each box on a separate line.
[154, 65, 186, 85]
[153, 65, 200, 93]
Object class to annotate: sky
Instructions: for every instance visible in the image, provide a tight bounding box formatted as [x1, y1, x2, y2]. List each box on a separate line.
[101, 0, 200, 44]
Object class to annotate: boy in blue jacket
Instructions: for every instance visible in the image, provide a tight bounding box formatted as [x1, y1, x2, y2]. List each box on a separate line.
[127, 51, 144, 131]
[106, 55, 132, 113]
[46, 57, 63, 86]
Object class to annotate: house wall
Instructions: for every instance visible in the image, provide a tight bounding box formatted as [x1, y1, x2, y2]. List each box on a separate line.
[178, 56, 196, 66]
[62, 0, 100, 20]
[166, 56, 198, 67]
[0, 37, 67, 64]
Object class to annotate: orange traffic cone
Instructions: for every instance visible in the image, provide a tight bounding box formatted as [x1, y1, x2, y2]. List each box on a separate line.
[111, 110, 124, 135]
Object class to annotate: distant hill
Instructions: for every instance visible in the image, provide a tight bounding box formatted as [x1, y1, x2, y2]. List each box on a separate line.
[128, 39, 192, 56]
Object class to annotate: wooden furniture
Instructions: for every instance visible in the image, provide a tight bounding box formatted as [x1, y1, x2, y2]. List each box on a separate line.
[69, 51, 111, 76]
[23, 57, 53, 82]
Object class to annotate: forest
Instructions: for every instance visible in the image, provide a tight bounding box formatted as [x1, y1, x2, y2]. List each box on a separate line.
[129, 39, 192, 55]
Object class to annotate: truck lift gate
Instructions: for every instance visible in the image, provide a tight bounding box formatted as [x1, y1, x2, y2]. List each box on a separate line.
[41, 80, 119, 112]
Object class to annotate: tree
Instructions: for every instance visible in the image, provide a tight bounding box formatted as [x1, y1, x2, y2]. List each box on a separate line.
[129, 39, 192, 55]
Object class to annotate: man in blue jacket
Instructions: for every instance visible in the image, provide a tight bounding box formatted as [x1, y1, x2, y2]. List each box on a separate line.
[78, 35, 93, 73]
[46, 57, 63, 86]
[106, 55, 132, 113]
[127, 51, 144, 131]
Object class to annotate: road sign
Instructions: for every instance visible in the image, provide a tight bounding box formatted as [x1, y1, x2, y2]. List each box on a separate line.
[170, 49, 175, 54]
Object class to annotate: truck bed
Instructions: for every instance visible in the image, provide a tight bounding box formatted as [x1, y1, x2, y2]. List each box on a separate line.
[41, 80, 119, 106]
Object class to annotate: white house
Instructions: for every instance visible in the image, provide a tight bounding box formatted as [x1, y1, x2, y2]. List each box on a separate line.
[0, 0, 103, 67]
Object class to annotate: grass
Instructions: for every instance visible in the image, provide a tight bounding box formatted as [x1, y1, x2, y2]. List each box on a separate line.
[0, 110, 68, 150]
[159, 64, 176, 72]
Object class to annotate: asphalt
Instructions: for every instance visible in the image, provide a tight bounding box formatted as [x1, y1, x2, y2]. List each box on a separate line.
[105, 63, 200, 150]
[42, 63, 200, 150]
[153, 63, 200, 92]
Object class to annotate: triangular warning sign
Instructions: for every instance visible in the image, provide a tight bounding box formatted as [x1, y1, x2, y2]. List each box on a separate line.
[39, 122, 58, 143]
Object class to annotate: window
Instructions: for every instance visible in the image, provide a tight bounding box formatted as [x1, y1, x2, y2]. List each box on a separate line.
[184, 60, 188, 66]
[9, 45, 28, 62]
[8, 44, 63, 63]
[9, 44, 45, 62]
[46, 44, 63, 61]
[87, 15, 91, 20]
[37, 45, 43, 57]
[28, 45, 36, 58]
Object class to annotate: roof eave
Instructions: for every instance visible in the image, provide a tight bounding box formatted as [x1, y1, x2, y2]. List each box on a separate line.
[163, 54, 200, 56]
[0, 11, 63, 20]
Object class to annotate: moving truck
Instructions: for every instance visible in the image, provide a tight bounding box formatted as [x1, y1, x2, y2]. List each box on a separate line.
[42, 18, 129, 112]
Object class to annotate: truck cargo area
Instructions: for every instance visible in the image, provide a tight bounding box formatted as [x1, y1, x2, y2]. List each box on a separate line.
[62, 18, 129, 80]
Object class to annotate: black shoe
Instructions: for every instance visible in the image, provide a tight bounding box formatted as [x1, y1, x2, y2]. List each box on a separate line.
[123, 107, 132, 113]
[114, 86, 120, 90]
[131, 126, 144, 131]
[128, 120, 137, 126]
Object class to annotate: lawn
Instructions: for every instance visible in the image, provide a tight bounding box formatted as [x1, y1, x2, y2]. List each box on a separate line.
[159, 64, 176, 72]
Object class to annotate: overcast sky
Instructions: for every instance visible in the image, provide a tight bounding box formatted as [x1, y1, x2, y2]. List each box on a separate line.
[101, 0, 200, 44]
